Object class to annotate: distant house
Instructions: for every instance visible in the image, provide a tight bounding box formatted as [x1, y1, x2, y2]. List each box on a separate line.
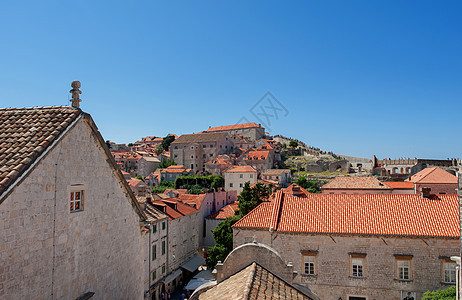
[127, 177, 148, 196]
[160, 165, 192, 182]
[223, 165, 258, 194]
[204, 201, 239, 247]
[0, 106, 150, 299]
[233, 189, 460, 300]
[170, 132, 234, 173]
[243, 150, 273, 172]
[146, 172, 161, 187]
[138, 156, 161, 177]
[406, 167, 458, 194]
[321, 176, 392, 194]
[204, 155, 233, 175]
[261, 169, 292, 187]
[206, 122, 265, 141]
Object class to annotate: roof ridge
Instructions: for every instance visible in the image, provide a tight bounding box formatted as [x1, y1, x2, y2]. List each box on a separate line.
[243, 262, 257, 300]
[416, 167, 437, 182]
[269, 190, 283, 231]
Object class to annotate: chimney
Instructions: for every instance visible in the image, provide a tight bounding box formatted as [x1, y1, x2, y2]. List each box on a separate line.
[421, 187, 431, 199]
[69, 80, 82, 108]
[292, 185, 301, 196]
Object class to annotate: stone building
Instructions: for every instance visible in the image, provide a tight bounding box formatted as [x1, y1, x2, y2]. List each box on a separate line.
[232, 189, 460, 300]
[261, 169, 292, 188]
[0, 106, 150, 299]
[138, 156, 161, 177]
[171, 132, 234, 173]
[372, 156, 459, 177]
[204, 201, 239, 247]
[407, 166, 459, 194]
[160, 165, 192, 182]
[223, 165, 258, 194]
[206, 122, 265, 141]
[149, 198, 202, 294]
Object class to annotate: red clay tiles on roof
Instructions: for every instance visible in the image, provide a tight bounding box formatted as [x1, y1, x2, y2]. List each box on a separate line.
[382, 181, 414, 189]
[246, 150, 269, 160]
[407, 167, 458, 184]
[233, 191, 459, 238]
[207, 201, 239, 220]
[0, 106, 81, 196]
[151, 199, 198, 220]
[224, 165, 257, 173]
[321, 176, 392, 190]
[206, 122, 261, 132]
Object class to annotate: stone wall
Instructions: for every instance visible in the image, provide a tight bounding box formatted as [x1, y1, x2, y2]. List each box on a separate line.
[233, 229, 459, 300]
[0, 118, 146, 299]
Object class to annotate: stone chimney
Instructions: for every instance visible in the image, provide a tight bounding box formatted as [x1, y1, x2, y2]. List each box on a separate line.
[69, 80, 82, 108]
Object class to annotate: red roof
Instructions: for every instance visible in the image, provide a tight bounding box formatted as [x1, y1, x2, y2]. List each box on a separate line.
[225, 165, 258, 173]
[126, 178, 145, 188]
[233, 191, 459, 238]
[322, 176, 391, 190]
[407, 167, 458, 184]
[207, 122, 261, 132]
[382, 181, 414, 189]
[246, 150, 269, 160]
[178, 194, 207, 208]
[160, 165, 191, 174]
[151, 199, 198, 220]
[207, 201, 239, 219]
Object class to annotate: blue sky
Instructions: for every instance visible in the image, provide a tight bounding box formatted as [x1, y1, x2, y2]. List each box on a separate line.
[1, 1, 461, 159]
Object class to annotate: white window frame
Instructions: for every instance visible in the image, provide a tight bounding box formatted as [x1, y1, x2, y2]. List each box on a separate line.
[443, 261, 457, 283]
[69, 184, 85, 213]
[351, 257, 364, 278]
[303, 255, 316, 275]
[396, 259, 411, 280]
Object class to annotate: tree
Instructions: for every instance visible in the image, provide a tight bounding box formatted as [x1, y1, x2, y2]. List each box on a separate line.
[159, 159, 176, 169]
[188, 184, 205, 195]
[105, 140, 112, 149]
[206, 215, 241, 268]
[237, 182, 271, 217]
[289, 140, 298, 148]
[128, 143, 134, 147]
[294, 177, 321, 193]
[161, 135, 175, 151]
[422, 286, 456, 299]
[136, 174, 145, 182]
[282, 143, 287, 149]
[154, 144, 164, 155]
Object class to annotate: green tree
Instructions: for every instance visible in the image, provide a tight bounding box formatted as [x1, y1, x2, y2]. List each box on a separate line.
[154, 144, 164, 155]
[161, 135, 175, 151]
[128, 143, 134, 147]
[206, 215, 241, 268]
[294, 177, 321, 193]
[237, 182, 271, 217]
[422, 286, 456, 300]
[159, 159, 176, 169]
[282, 143, 287, 149]
[289, 140, 298, 148]
[188, 184, 205, 195]
[136, 174, 145, 182]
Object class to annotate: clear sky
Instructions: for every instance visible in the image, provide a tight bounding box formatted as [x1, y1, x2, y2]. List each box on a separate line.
[1, 1, 461, 159]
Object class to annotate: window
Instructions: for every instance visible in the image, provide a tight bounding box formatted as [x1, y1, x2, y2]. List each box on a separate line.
[239, 183, 243, 188]
[210, 144, 213, 148]
[162, 240, 166, 255]
[210, 153, 213, 157]
[396, 258, 411, 280]
[162, 264, 166, 274]
[152, 270, 156, 281]
[203, 145, 206, 148]
[443, 262, 457, 283]
[229, 183, 233, 187]
[203, 154, 206, 158]
[352, 258, 364, 277]
[152, 244, 156, 260]
[250, 174, 253, 178]
[303, 255, 316, 275]
[191, 146, 194, 150]
[239, 174, 243, 178]
[70, 190, 84, 212]
[153, 224, 157, 233]
[191, 155, 194, 159]
[174, 155, 178, 158]
[174, 146, 178, 149]
[162, 222, 166, 230]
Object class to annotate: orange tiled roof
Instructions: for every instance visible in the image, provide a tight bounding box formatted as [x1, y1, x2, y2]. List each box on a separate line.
[127, 178, 145, 187]
[178, 193, 207, 208]
[382, 181, 414, 189]
[233, 191, 459, 238]
[321, 176, 391, 190]
[225, 165, 258, 173]
[151, 199, 198, 220]
[407, 167, 458, 184]
[246, 150, 269, 160]
[0, 106, 81, 196]
[206, 122, 261, 132]
[206, 201, 239, 219]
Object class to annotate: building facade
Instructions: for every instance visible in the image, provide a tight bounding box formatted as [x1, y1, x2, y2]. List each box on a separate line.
[223, 165, 258, 194]
[206, 122, 265, 141]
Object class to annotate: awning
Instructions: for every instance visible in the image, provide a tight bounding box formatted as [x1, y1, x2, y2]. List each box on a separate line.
[193, 269, 215, 281]
[184, 278, 215, 291]
[163, 269, 182, 285]
[180, 254, 205, 273]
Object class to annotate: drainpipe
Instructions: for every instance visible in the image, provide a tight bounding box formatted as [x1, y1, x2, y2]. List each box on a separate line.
[148, 223, 151, 298]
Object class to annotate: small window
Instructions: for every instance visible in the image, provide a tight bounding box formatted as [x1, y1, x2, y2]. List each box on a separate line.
[162, 222, 166, 230]
[203, 154, 206, 158]
[191, 146, 194, 150]
[240, 174, 243, 178]
[174, 155, 178, 158]
[250, 174, 253, 178]
[203, 145, 206, 148]
[303, 255, 316, 275]
[443, 261, 457, 283]
[174, 146, 178, 149]
[162, 264, 166, 274]
[210, 144, 213, 148]
[191, 155, 194, 159]
[396, 259, 411, 280]
[352, 258, 364, 277]
[153, 224, 157, 233]
[230, 183, 233, 187]
[152, 244, 157, 260]
[162, 240, 166, 255]
[70, 190, 84, 212]
[239, 183, 243, 188]
[152, 270, 156, 281]
[210, 153, 213, 157]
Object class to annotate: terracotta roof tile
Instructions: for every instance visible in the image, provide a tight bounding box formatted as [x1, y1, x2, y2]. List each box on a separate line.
[382, 181, 414, 189]
[206, 201, 239, 219]
[224, 165, 258, 173]
[151, 199, 198, 220]
[322, 176, 392, 190]
[407, 167, 458, 184]
[233, 192, 459, 238]
[206, 122, 262, 132]
[246, 150, 269, 160]
[0, 106, 81, 197]
[172, 132, 229, 144]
